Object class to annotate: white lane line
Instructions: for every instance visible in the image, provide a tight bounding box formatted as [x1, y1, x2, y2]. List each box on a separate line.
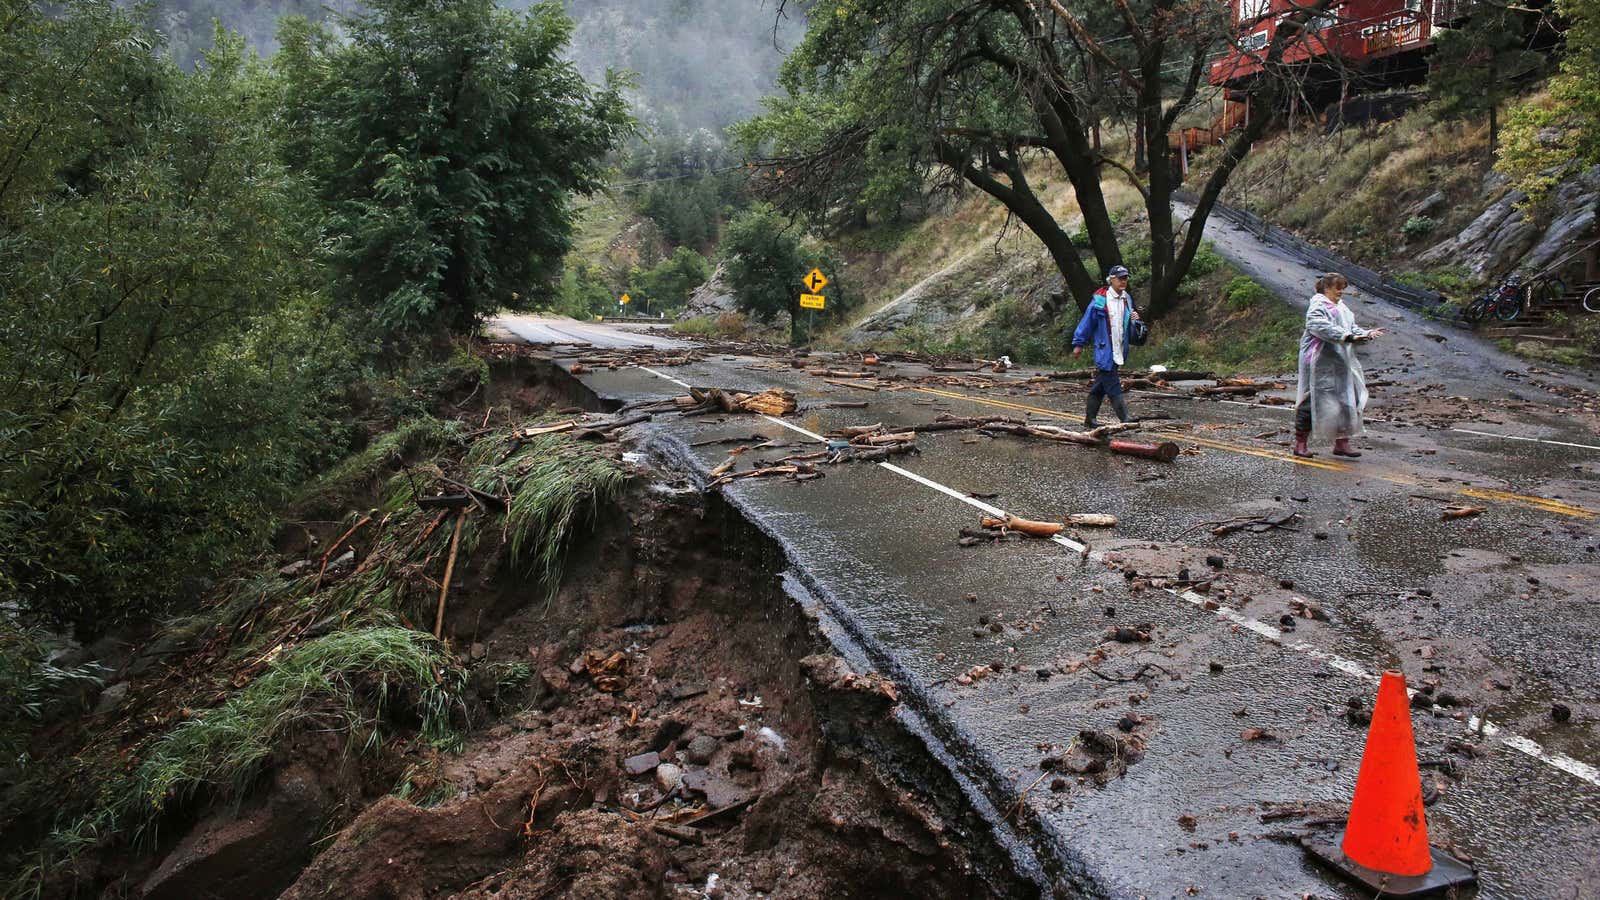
[1472, 718, 1600, 785]
[629, 364, 1600, 789]
[1453, 428, 1600, 453]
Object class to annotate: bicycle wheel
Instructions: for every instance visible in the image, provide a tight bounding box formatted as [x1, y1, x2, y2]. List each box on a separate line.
[1532, 277, 1567, 308]
[1464, 297, 1487, 322]
[1584, 286, 1600, 314]
[1495, 292, 1524, 321]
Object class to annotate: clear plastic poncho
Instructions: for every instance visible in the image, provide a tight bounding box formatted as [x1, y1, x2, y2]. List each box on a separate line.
[1296, 294, 1370, 443]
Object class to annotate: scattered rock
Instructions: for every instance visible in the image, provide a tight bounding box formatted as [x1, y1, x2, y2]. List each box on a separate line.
[93, 681, 129, 715]
[278, 559, 313, 579]
[654, 763, 685, 793]
[623, 751, 661, 777]
[684, 735, 720, 766]
[1552, 702, 1572, 723]
[1108, 625, 1152, 643]
[1205, 555, 1225, 569]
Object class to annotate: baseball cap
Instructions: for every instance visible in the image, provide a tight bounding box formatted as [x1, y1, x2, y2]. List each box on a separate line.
[1107, 265, 1130, 279]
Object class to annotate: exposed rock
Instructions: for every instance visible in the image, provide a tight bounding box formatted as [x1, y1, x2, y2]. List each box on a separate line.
[676, 263, 737, 321]
[92, 681, 128, 715]
[623, 751, 661, 776]
[142, 761, 348, 900]
[654, 762, 684, 792]
[1417, 189, 1538, 276]
[1419, 165, 1600, 277]
[684, 735, 720, 766]
[1404, 191, 1446, 219]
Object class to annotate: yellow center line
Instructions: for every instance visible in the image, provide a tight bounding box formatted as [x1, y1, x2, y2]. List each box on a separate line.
[908, 385, 1597, 520]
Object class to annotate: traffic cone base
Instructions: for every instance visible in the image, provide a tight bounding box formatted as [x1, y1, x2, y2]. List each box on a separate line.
[1303, 671, 1477, 896]
[1305, 831, 1476, 897]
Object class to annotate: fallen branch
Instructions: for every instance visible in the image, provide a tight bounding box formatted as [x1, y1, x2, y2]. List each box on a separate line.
[434, 510, 467, 639]
[981, 514, 1064, 538]
[1441, 505, 1486, 520]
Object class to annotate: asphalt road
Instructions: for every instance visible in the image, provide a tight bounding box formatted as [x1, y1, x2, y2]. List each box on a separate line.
[490, 313, 683, 349]
[513, 318, 1600, 899]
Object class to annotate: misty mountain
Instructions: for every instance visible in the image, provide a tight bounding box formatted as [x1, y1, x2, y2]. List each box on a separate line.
[138, 0, 797, 133]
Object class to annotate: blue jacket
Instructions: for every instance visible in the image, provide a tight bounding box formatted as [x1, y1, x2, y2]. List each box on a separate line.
[1072, 287, 1135, 371]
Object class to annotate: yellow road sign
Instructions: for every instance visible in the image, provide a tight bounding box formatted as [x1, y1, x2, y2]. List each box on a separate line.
[799, 293, 826, 310]
[619, 293, 630, 304]
[803, 268, 828, 292]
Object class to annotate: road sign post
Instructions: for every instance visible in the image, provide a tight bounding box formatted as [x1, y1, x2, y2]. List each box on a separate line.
[798, 269, 829, 347]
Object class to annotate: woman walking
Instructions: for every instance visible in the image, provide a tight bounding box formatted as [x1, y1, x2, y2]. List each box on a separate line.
[1072, 265, 1142, 427]
[1295, 273, 1383, 458]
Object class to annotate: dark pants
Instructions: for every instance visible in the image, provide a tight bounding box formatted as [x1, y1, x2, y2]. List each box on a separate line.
[1088, 367, 1124, 400]
[1295, 401, 1312, 435]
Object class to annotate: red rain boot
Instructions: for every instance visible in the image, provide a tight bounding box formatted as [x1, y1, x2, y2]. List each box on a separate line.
[1293, 431, 1315, 458]
[1332, 438, 1362, 458]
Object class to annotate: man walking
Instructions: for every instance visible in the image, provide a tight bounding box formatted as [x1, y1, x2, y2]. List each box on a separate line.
[1072, 265, 1142, 427]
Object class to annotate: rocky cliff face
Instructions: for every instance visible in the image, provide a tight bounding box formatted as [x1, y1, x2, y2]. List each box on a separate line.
[1418, 166, 1600, 277]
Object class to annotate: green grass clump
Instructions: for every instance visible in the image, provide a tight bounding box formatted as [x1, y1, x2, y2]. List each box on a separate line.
[297, 417, 466, 516]
[466, 432, 625, 595]
[134, 626, 463, 816]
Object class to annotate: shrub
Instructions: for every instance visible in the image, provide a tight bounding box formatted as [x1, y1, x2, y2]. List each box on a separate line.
[1187, 243, 1226, 279]
[1223, 276, 1275, 309]
[1402, 216, 1437, 239]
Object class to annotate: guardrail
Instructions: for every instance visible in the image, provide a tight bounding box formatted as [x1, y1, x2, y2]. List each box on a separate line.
[600, 315, 672, 324]
[1175, 189, 1457, 325]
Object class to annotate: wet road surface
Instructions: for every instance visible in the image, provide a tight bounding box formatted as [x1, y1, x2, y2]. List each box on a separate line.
[514, 320, 1600, 898]
[491, 313, 683, 349]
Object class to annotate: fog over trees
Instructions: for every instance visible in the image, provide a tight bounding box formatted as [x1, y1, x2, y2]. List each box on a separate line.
[139, 0, 798, 130]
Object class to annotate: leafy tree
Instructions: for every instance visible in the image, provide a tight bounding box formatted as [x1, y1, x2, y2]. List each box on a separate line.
[0, 5, 356, 632]
[628, 246, 712, 313]
[738, 0, 1335, 319]
[276, 0, 633, 337]
[1500, 0, 1600, 202]
[548, 262, 616, 319]
[1430, 1, 1545, 149]
[718, 204, 846, 343]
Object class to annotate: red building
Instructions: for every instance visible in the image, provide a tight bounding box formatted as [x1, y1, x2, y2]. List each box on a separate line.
[1208, 0, 1467, 87]
[1174, 0, 1469, 153]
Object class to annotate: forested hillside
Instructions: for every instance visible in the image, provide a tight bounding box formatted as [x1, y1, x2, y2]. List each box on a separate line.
[142, 0, 795, 130]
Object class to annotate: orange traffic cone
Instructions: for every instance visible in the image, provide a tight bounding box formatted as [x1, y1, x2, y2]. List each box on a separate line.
[1304, 671, 1476, 896]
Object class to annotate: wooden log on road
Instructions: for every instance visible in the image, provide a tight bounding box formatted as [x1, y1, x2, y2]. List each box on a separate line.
[1109, 440, 1180, 462]
[980, 514, 1064, 538]
[854, 431, 916, 445]
[1193, 385, 1258, 397]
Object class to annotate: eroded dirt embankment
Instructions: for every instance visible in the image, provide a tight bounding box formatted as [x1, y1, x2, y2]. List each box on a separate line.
[279, 481, 1027, 899]
[16, 348, 1036, 900]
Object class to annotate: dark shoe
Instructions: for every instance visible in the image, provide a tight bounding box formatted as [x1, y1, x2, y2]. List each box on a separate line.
[1084, 394, 1104, 429]
[1293, 431, 1315, 458]
[1332, 438, 1362, 458]
[1110, 396, 1139, 424]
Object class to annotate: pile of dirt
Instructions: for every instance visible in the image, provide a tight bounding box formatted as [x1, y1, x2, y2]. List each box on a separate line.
[283, 484, 1019, 899]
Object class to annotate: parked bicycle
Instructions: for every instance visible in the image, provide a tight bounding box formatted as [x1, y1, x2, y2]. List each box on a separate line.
[1463, 274, 1527, 323]
[1583, 285, 1600, 314]
[1461, 272, 1566, 324]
